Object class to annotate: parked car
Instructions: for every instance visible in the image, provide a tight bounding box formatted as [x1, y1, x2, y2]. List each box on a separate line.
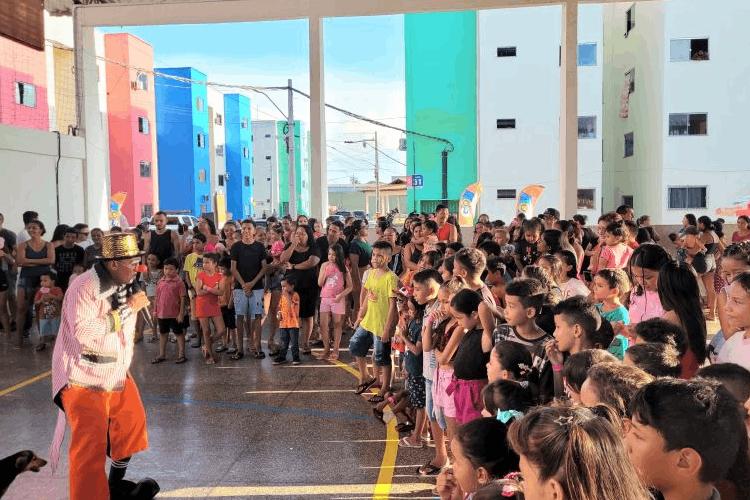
[335, 210, 353, 220]
[147, 213, 200, 233]
[327, 214, 345, 225]
[353, 210, 369, 224]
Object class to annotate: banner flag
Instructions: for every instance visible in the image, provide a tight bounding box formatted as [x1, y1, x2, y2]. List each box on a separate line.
[458, 182, 483, 227]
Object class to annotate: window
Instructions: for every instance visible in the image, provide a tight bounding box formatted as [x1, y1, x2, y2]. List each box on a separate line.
[264, 133, 272, 138]
[669, 113, 708, 136]
[139, 161, 151, 177]
[577, 189, 595, 210]
[670, 38, 709, 62]
[215, 114, 223, 125]
[14, 82, 36, 107]
[216, 144, 224, 156]
[197, 133, 205, 148]
[265, 155, 272, 160]
[622, 195, 634, 209]
[496, 189, 517, 200]
[198, 169, 206, 183]
[625, 68, 635, 94]
[138, 117, 149, 134]
[496, 119, 516, 129]
[577, 43, 597, 66]
[624, 132, 634, 157]
[496, 46, 517, 57]
[136, 72, 148, 90]
[244, 176, 250, 187]
[196, 97, 204, 111]
[266, 177, 271, 182]
[668, 187, 706, 209]
[141, 204, 153, 219]
[241, 117, 248, 128]
[242, 147, 249, 158]
[626, 4, 635, 36]
[578, 116, 597, 139]
[218, 174, 225, 187]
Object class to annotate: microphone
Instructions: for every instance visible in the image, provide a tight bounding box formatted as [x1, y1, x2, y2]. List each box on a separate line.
[130, 265, 154, 329]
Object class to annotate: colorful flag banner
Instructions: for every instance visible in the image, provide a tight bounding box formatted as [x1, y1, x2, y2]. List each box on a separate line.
[458, 182, 483, 227]
[515, 185, 545, 218]
[109, 192, 127, 226]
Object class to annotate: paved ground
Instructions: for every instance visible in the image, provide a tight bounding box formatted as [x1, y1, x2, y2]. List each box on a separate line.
[0, 328, 437, 500]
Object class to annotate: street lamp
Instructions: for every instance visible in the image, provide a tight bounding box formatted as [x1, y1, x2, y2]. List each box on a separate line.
[345, 132, 380, 216]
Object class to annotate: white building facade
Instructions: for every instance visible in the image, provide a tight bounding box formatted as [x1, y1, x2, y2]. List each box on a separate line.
[207, 87, 226, 198]
[477, 5, 603, 221]
[602, 0, 750, 224]
[251, 120, 279, 218]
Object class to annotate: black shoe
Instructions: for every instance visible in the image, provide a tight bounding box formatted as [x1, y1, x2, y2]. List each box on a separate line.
[254, 351, 266, 359]
[292, 358, 301, 365]
[110, 477, 160, 499]
[272, 357, 288, 365]
[310, 340, 324, 348]
[190, 339, 202, 348]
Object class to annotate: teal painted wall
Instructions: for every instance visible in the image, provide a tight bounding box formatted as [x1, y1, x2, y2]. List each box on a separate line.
[404, 11, 477, 213]
[276, 120, 307, 215]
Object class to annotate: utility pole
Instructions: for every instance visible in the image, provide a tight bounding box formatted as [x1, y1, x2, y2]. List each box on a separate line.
[345, 132, 381, 216]
[287, 78, 297, 218]
[373, 131, 380, 216]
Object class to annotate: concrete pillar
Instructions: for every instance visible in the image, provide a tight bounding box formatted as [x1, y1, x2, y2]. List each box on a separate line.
[309, 16, 328, 221]
[74, 11, 110, 228]
[559, 0, 578, 218]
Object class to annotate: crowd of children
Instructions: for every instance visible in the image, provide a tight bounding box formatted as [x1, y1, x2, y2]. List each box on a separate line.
[3, 204, 750, 500]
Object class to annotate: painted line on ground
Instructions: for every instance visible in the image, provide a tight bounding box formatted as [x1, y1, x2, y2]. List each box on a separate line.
[330, 359, 398, 500]
[0, 370, 51, 397]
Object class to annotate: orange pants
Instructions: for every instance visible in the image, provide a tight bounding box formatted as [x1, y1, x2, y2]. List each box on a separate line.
[61, 377, 148, 500]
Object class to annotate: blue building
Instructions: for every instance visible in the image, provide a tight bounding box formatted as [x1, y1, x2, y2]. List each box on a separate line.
[223, 94, 253, 219]
[155, 67, 211, 216]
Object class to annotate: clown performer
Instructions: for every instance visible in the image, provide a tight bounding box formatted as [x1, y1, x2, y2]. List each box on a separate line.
[48, 233, 159, 499]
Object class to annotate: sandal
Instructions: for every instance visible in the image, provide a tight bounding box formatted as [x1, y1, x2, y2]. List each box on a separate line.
[314, 351, 330, 360]
[417, 462, 443, 476]
[301, 346, 312, 355]
[230, 351, 244, 361]
[205, 357, 216, 365]
[151, 357, 166, 364]
[398, 436, 423, 449]
[329, 351, 339, 361]
[355, 378, 377, 395]
[372, 408, 385, 424]
[175, 356, 187, 364]
[395, 422, 415, 433]
[367, 394, 385, 404]
[253, 351, 266, 359]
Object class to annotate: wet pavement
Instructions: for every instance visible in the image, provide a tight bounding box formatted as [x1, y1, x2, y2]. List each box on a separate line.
[0, 329, 437, 499]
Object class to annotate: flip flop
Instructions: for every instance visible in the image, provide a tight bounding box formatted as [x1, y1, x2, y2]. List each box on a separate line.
[367, 394, 385, 404]
[151, 357, 166, 364]
[174, 356, 187, 364]
[355, 378, 377, 395]
[417, 462, 443, 476]
[398, 436, 423, 449]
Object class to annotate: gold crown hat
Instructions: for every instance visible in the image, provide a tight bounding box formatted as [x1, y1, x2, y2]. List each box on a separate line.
[99, 232, 145, 261]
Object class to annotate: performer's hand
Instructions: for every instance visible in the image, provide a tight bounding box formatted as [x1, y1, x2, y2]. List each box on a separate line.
[127, 291, 150, 313]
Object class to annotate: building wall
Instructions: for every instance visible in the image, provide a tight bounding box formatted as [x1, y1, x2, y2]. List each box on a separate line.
[328, 185, 365, 212]
[276, 120, 307, 216]
[223, 93, 253, 219]
[105, 33, 157, 223]
[0, 123, 85, 230]
[404, 11, 477, 213]
[155, 67, 210, 216]
[251, 120, 278, 218]
[0, 35, 49, 131]
[207, 87, 226, 199]
[477, 5, 603, 221]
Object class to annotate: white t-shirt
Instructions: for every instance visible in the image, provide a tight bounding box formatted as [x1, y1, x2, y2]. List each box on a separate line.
[716, 331, 750, 371]
[560, 278, 591, 299]
[16, 229, 30, 245]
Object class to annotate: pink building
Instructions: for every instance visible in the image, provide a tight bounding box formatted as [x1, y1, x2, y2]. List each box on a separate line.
[104, 33, 158, 225]
[0, 35, 49, 131]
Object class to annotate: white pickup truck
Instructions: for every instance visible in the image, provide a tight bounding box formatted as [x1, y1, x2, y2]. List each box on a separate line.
[145, 214, 200, 233]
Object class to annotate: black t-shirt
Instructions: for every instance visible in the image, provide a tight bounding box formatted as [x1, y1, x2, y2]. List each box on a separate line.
[0, 228, 16, 251]
[287, 244, 320, 290]
[315, 236, 348, 263]
[349, 239, 372, 268]
[514, 239, 540, 268]
[230, 241, 269, 290]
[55, 245, 85, 289]
[453, 329, 490, 381]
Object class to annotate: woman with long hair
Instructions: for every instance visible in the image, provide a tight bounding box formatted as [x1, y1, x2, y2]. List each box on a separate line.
[697, 216, 722, 320]
[348, 219, 371, 328]
[658, 260, 707, 378]
[732, 215, 750, 243]
[15, 220, 55, 347]
[198, 217, 220, 253]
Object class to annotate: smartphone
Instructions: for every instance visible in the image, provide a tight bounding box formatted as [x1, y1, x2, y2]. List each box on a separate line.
[582, 270, 593, 282]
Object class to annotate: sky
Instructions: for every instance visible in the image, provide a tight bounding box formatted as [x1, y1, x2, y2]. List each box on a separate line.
[98, 16, 406, 185]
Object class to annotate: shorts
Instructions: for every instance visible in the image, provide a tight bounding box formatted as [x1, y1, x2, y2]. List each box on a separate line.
[451, 378, 487, 425]
[320, 296, 345, 315]
[349, 326, 391, 366]
[158, 318, 184, 335]
[39, 317, 60, 338]
[406, 375, 426, 409]
[433, 366, 457, 418]
[16, 274, 41, 295]
[232, 289, 264, 318]
[221, 305, 236, 329]
[297, 287, 319, 319]
[0, 271, 8, 292]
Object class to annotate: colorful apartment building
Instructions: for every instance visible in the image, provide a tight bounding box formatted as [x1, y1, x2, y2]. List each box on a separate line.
[0, 34, 49, 131]
[155, 67, 211, 216]
[223, 93, 253, 219]
[104, 33, 158, 224]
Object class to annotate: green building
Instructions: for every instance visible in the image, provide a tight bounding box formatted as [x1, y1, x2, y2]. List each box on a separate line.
[404, 11, 478, 214]
[276, 120, 310, 216]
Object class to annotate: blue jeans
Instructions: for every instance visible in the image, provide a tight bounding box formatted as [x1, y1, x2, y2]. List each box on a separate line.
[278, 328, 300, 361]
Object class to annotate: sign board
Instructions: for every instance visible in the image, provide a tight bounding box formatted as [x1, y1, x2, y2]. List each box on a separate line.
[407, 175, 424, 189]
